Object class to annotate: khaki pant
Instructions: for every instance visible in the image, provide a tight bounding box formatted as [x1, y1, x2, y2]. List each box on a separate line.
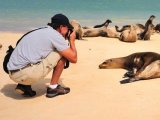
[9, 51, 61, 85]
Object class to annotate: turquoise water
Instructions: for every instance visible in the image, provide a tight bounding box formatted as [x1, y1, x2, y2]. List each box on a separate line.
[0, 0, 160, 32]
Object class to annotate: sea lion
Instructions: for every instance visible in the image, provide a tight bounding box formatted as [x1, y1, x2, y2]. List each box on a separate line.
[115, 25, 131, 32]
[93, 20, 112, 28]
[138, 25, 153, 40]
[154, 23, 160, 33]
[139, 24, 153, 40]
[138, 15, 155, 40]
[99, 52, 160, 82]
[101, 27, 120, 38]
[83, 28, 105, 37]
[82, 19, 112, 37]
[131, 60, 160, 81]
[70, 20, 83, 40]
[82, 19, 112, 29]
[83, 20, 120, 38]
[144, 15, 155, 28]
[116, 25, 137, 42]
[115, 15, 156, 40]
[115, 24, 144, 36]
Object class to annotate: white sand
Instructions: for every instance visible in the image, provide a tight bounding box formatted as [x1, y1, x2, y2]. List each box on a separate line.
[0, 32, 160, 120]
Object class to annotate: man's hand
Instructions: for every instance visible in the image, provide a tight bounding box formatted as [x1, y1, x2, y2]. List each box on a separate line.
[59, 30, 77, 63]
[69, 31, 76, 42]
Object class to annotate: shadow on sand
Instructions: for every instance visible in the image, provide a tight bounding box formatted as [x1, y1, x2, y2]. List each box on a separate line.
[0, 78, 51, 100]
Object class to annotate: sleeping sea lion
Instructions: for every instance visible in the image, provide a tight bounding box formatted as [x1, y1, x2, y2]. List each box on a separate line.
[99, 52, 160, 82]
[82, 19, 112, 37]
[115, 24, 143, 37]
[117, 25, 137, 42]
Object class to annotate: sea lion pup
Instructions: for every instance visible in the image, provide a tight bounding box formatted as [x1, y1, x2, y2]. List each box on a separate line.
[116, 25, 137, 42]
[82, 19, 112, 37]
[99, 52, 160, 82]
[70, 20, 83, 40]
[93, 19, 112, 28]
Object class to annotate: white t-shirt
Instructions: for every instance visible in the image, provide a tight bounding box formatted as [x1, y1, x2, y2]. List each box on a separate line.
[7, 26, 69, 70]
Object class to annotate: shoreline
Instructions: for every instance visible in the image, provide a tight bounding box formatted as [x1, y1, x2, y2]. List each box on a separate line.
[0, 16, 160, 33]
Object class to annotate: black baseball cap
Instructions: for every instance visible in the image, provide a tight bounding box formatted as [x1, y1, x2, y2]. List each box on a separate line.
[51, 14, 73, 29]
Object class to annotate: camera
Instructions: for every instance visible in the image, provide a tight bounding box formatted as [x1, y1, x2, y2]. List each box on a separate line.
[64, 28, 74, 69]
[65, 28, 73, 40]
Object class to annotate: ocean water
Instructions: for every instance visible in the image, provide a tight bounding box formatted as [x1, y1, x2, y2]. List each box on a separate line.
[0, 0, 160, 33]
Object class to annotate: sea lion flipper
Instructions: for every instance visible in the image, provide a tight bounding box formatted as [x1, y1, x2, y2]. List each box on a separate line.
[123, 71, 135, 78]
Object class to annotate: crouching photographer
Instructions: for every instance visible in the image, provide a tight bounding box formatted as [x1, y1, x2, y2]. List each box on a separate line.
[7, 13, 77, 98]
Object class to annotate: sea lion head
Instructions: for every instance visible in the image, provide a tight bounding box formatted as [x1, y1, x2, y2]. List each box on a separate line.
[99, 59, 115, 69]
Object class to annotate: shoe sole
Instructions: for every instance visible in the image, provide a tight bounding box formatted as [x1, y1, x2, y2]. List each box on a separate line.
[15, 89, 24, 95]
[46, 91, 70, 98]
[46, 93, 59, 98]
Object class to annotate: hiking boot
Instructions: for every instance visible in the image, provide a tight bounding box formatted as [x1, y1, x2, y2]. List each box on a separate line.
[15, 84, 36, 97]
[46, 85, 70, 98]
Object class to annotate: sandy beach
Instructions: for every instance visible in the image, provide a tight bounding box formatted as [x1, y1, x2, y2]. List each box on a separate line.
[0, 32, 160, 120]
